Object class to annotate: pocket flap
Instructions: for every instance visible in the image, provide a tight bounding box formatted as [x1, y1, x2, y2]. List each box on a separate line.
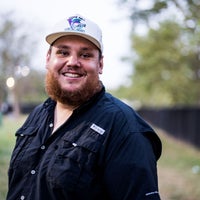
[15, 126, 38, 137]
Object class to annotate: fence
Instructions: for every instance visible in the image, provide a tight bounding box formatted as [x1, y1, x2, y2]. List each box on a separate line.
[3, 102, 200, 149]
[137, 107, 200, 149]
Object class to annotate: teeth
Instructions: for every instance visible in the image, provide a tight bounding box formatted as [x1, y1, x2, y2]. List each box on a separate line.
[63, 73, 81, 78]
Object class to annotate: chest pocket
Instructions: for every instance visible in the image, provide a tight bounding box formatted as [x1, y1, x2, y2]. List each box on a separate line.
[47, 125, 105, 192]
[9, 126, 38, 170]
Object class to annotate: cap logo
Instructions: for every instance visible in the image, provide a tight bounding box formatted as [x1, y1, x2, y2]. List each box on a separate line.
[66, 16, 86, 32]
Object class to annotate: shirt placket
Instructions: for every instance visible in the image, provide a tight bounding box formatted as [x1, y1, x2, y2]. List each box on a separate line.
[19, 114, 54, 199]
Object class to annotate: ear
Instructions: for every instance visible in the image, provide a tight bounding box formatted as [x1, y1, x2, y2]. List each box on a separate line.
[46, 50, 51, 69]
[99, 56, 104, 74]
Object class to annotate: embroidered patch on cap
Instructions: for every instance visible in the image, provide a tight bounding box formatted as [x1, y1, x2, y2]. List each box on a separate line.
[90, 123, 105, 135]
[66, 15, 86, 32]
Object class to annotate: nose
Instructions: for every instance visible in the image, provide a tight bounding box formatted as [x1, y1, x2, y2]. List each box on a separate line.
[67, 55, 80, 67]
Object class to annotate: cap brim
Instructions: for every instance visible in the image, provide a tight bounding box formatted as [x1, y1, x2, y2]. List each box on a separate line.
[46, 32, 101, 51]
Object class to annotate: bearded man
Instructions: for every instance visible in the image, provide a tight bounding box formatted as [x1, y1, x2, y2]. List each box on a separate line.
[6, 14, 162, 200]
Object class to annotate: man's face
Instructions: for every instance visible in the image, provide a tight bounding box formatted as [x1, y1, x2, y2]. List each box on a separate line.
[45, 35, 103, 106]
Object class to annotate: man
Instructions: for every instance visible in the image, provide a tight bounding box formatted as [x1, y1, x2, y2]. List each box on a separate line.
[6, 14, 162, 200]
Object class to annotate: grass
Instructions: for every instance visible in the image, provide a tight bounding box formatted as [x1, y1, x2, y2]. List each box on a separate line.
[158, 129, 200, 200]
[0, 115, 200, 199]
[0, 115, 26, 200]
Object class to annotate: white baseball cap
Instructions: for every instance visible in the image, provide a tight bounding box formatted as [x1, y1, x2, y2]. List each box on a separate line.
[46, 14, 103, 52]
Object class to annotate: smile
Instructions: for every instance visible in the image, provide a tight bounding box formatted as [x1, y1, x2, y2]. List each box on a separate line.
[62, 72, 83, 78]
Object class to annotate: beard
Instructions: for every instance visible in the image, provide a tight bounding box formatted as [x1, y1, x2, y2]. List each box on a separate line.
[45, 70, 102, 107]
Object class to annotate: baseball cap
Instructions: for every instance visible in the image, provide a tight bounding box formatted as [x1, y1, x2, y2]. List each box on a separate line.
[46, 14, 103, 52]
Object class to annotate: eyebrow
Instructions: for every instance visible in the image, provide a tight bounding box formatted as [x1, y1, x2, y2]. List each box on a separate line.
[53, 44, 95, 51]
[53, 45, 70, 49]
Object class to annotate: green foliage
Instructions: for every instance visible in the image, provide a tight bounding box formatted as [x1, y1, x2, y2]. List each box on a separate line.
[0, 12, 34, 86]
[0, 11, 46, 110]
[115, 0, 200, 107]
[129, 20, 200, 106]
[16, 69, 47, 103]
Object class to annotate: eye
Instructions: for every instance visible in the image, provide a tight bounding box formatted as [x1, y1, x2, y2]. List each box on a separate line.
[56, 49, 69, 57]
[80, 52, 93, 59]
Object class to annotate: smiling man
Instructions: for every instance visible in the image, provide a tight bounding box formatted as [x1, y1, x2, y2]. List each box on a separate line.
[6, 14, 162, 200]
[46, 35, 103, 108]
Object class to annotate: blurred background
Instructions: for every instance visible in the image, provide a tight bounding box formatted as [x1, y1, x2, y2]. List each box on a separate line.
[0, 0, 200, 199]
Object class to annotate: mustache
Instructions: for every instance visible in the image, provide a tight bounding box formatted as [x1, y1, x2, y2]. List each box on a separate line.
[60, 66, 86, 74]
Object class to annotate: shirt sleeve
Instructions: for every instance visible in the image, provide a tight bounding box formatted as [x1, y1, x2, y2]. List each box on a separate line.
[103, 131, 161, 200]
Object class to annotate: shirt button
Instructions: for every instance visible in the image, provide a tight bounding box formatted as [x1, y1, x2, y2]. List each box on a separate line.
[41, 145, 46, 150]
[20, 195, 25, 200]
[72, 142, 77, 147]
[31, 170, 36, 175]
[49, 123, 53, 128]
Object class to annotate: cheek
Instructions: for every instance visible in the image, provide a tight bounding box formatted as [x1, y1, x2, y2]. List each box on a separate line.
[46, 57, 63, 71]
[86, 62, 102, 75]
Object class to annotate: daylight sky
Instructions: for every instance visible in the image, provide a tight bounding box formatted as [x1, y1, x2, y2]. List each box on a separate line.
[0, 0, 133, 89]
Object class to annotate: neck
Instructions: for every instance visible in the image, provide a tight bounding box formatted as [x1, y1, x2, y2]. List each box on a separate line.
[52, 102, 76, 133]
[56, 101, 77, 111]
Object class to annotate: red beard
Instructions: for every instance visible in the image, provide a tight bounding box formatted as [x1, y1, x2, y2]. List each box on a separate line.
[45, 71, 102, 107]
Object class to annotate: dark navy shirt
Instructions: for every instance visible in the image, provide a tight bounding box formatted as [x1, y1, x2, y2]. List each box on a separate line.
[6, 87, 162, 200]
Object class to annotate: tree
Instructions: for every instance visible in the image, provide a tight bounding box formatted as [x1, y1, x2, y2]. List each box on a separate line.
[115, 0, 200, 106]
[17, 69, 47, 104]
[0, 11, 45, 116]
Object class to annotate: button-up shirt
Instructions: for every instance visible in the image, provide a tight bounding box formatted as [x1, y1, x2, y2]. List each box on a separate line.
[6, 87, 162, 200]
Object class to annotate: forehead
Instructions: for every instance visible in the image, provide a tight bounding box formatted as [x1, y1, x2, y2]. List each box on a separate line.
[52, 35, 98, 50]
